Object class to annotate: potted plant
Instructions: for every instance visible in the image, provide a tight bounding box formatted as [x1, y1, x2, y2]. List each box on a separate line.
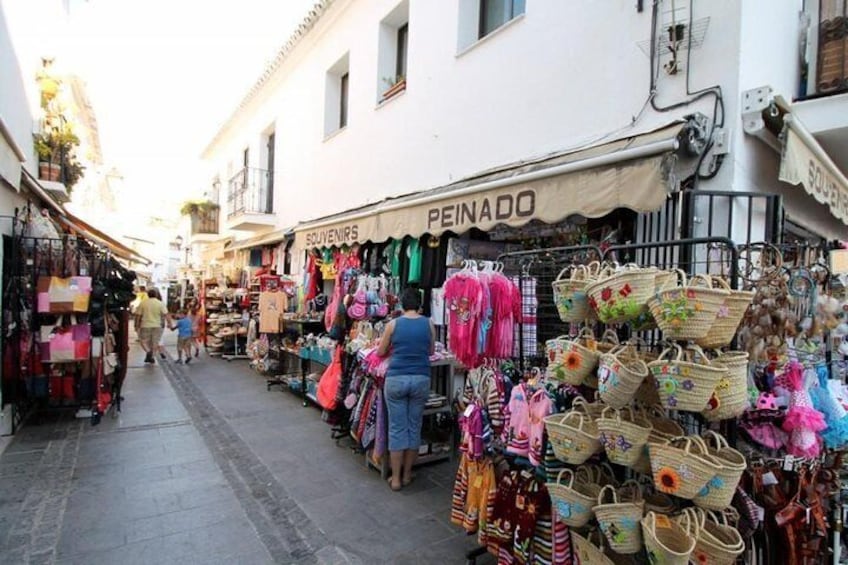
[381, 74, 406, 101]
[33, 126, 81, 186]
[34, 134, 60, 181]
[180, 200, 220, 216]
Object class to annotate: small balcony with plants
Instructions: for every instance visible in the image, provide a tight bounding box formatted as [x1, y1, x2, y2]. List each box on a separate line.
[226, 167, 276, 231]
[180, 200, 220, 242]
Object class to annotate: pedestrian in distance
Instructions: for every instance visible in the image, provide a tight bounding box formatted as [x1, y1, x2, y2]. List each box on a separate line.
[187, 305, 201, 357]
[135, 288, 170, 364]
[377, 287, 435, 491]
[171, 309, 194, 364]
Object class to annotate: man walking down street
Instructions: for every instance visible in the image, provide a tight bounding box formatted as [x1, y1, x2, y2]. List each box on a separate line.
[136, 288, 170, 364]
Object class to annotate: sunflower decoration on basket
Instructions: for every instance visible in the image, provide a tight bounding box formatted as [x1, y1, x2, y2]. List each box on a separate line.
[648, 344, 727, 412]
[647, 271, 730, 341]
[695, 276, 755, 348]
[691, 432, 746, 511]
[544, 409, 602, 464]
[641, 511, 697, 565]
[546, 469, 600, 527]
[585, 263, 658, 324]
[702, 350, 751, 421]
[648, 436, 721, 500]
[597, 406, 653, 467]
[551, 262, 600, 323]
[593, 484, 646, 554]
[678, 507, 745, 565]
[544, 328, 601, 386]
[597, 343, 650, 408]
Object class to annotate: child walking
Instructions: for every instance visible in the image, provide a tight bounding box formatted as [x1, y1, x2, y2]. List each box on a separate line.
[171, 309, 194, 364]
[188, 305, 201, 358]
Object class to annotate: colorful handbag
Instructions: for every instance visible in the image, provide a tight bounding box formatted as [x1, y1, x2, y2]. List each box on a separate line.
[39, 317, 91, 363]
[37, 276, 92, 313]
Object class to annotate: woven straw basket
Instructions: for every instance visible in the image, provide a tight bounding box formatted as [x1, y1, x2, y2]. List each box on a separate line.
[692, 432, 746, 511]
[551, 263, 599, 323]
[545, 329, 601, 385]
[696, 276, 755, 349]
[572, 396, 606, 420]
[648, 271, 730, 340]
[598, 346, 649, 409]
[547, 469, 600, 527]
[597, 406, 653, 467]
[544, 410, 601, 465]
[702, 351, 750, 421]
[586, 264, 658, 324]
[641, 511, 696, 565]
[593, 485, 645, 554]
[648, 436, 721, 500]
[678, 508, 745, 565]
[571, 530, 616, 565]
[630, 408, 685, 475]
[648, 345, 727, 412]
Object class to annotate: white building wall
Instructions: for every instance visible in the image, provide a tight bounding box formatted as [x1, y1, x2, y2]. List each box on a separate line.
[206, 0, 749, 230]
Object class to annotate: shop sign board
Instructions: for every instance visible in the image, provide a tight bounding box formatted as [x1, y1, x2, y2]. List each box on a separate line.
[779, 127, 848, 226]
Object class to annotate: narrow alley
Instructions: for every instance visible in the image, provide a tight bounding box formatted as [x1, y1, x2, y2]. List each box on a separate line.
[0, 334, 483, 564]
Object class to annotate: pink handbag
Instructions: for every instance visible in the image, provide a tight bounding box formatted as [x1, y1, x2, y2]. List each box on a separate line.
[39, 317, 91, 363]
[37, 276, 92, 313]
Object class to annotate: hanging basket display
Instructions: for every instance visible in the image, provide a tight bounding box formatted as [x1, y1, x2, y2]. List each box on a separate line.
[593, 484, 646, 554]
[570, 529, 617, 565]
[546, 469, 600, 527]
[679, 508, 745, 565]
[702, 351, 750, 421]
[648, 436, 721, 500]
[695, 276, 755, 349]
[630, 407, 685, 475]
[648, 345, 727, 412]
[585, 264, 658, 324]
[545, 328, 601, 385]
[551, 262, 599, 323]
[597, 345, 649, 409]
[692, 432, 746, 511]
[641, 511, 697, 565]
[597, 406, 653, 468]
[647, 271, 730, 340]
[544, 410, 602, 465]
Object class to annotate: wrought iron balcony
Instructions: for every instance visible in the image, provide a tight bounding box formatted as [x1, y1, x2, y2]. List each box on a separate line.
[190, 207, 219, 236]
[227, 167, 274, 218]
[804, 0, 848, 98]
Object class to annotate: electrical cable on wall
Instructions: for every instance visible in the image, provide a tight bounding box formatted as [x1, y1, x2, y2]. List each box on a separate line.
[648, 0, 726, 182]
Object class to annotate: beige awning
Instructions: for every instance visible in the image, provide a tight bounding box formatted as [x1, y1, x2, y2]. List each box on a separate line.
[294, 121, 688, 249]
[232, 228, 291, 251]
[200, 238, 234, 263]
[779, 114, 848, 226]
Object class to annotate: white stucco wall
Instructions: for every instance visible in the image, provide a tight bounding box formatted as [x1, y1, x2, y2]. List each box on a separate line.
[206, 0, 746, 228]
[204, 0, 846, 243]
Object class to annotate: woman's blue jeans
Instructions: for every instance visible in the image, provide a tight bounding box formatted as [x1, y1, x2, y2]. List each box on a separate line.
[384, 374, 430, 451]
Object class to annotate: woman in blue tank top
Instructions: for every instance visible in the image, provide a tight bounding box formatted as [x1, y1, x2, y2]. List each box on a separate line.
[377, 288, 435, 491]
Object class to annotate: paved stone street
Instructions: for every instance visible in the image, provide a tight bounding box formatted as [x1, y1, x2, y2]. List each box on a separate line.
[0, 335, 491, 564]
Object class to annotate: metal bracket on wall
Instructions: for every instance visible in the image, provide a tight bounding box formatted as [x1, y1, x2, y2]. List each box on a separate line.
[741, 85, 782, 153]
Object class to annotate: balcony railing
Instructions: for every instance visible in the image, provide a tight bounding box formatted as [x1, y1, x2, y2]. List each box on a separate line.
[807, 0, 848, 97]
[190, 208, 219, 235]
[227, 167, 274, 217]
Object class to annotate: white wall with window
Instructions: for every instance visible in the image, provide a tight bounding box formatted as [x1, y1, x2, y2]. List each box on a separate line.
[201, 0, 848, 244]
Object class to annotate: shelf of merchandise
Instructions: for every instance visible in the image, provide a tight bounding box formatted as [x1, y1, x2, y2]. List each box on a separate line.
[365, 358, 456, 479]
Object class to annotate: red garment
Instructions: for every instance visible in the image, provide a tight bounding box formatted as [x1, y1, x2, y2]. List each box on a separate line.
[444, 272, 484, 368]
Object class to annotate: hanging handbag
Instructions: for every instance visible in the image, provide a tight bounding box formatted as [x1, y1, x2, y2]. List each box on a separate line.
[316, 346, 343, 410]
[36, 276, 92, 313]
[39, 316, 91, 363]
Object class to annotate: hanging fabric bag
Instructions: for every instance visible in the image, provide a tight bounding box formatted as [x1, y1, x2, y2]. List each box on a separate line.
[316, 347, 343, 410]
[37, 276, 92, 313]
[39, 316, 91, 363]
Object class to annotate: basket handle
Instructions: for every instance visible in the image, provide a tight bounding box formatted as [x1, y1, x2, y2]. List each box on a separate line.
[554, 265, 573, 282]
[561, 410, 587, 431]
[618, 479, 643, 502]
[570, 264, 589, 282]
[577, 327, 596, 341]
[710, 275, 732, 291]
[600, 329, 620, 345]
[586, 261, 601, 277]
[689, 273, 717, 289]
[597, 484, 618, 505]
[600, 405, 619, 421]
[556, 468, 575, 488]
[686, 344, 712, 365]
[598, 462, 619, 486]
[702, 429, 729, 451]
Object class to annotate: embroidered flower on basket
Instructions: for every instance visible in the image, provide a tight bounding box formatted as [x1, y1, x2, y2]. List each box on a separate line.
[601, 287, 613, 302]
[667, 395, 678, 407]
[659, 377, 678, 394]
[678, 464, 694, 480]
[717, 304, 730, 318]
[656, 466, 682, 494]
[619, 283, 632, 297]
[565, 352, 582, 371]
[699, 475, 725, 497]
[555, 500, 572, 518]
[682, 379, 695, 391]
